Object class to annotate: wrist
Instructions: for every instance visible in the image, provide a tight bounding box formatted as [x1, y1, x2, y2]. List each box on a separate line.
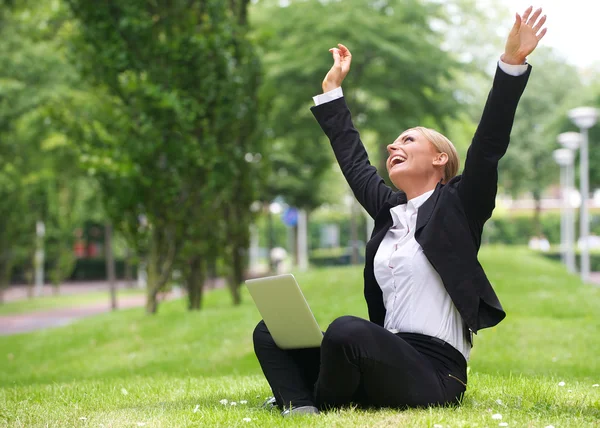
[322, 81, 341, 93]
[501, 53, 526, 65]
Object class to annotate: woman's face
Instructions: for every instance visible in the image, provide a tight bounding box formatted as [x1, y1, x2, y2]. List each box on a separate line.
[386, 129, 445, 189]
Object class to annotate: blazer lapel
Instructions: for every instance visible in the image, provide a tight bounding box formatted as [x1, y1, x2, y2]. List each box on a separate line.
[416, 181, 443, 234]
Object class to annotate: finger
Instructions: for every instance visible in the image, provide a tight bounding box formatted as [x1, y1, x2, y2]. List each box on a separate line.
[338, 43, 352, 57]
[537, 27, 548, 41]
[330, 48, 341, 66]
[512, 13, 522, 32]
[522, 6, 533, 23]
[532, 14, 546, 33]
[527, 7, 542, 26]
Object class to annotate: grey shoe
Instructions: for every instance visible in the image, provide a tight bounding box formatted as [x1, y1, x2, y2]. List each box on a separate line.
[281, 405, 320, 417]
[261, 396, 277, 410]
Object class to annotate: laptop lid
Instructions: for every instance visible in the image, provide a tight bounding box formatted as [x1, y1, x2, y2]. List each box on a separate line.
[246, 274, 323, 349]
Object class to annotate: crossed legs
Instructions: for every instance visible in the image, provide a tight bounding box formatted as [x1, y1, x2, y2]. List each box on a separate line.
[253, 315, 466, 411]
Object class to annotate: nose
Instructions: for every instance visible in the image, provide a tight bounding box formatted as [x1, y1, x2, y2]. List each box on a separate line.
[387, 143, 399, 155]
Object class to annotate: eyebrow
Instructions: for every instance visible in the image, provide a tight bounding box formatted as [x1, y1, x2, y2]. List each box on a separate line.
[398, 134, 414, 142]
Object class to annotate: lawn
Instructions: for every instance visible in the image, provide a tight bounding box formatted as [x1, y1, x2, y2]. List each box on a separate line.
[0, 246, 599, 427]
[0, 289, 145, 316]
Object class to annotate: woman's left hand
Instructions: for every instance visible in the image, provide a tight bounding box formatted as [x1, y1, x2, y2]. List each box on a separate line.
[502, 6, 548, 65]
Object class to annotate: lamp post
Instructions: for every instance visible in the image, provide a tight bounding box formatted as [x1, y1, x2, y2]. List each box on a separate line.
[568, 107, 599, 282]
[557, 132, 581, 274]
[553, 148, 576, 272]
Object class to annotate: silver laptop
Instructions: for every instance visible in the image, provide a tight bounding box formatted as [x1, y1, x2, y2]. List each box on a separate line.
[246, 274, 323, 349]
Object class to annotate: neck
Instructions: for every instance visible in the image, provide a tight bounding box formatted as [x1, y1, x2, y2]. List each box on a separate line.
[399, 177, 441, 201]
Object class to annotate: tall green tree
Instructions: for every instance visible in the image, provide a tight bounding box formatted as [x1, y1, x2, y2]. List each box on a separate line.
[0, 0, 88, 301]
[252, 0, 464, 209]
[499, 47, 583, 233]
[62, 0, 263, 312]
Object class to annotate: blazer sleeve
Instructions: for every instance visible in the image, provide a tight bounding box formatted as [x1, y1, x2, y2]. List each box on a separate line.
[311, 97, 394, 219]
[458, 65, 532, 225]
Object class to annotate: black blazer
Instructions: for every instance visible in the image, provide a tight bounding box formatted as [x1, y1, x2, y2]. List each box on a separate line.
[311, 65, 531, 335]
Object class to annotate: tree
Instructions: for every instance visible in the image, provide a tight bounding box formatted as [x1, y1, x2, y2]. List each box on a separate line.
[62, 0, 264, 312]
[0, 0, 87, 301]
[498, 47, 583, 233]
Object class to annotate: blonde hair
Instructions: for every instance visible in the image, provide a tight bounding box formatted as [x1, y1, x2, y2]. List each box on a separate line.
[411, 126, 460, 182]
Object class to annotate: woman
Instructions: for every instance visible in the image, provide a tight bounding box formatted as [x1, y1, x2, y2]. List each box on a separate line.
[253, 7, 547, 416]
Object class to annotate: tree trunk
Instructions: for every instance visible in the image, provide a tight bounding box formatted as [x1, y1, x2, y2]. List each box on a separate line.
[532, 189, 543, 237]
[146, 237, 160, 314]
[145, 228, 177, 314]
[187, 256, 205, 310]
[124, 247, 133, 288]
[105, 222, 118, 310]
[229, 247, 244, 306]
[0, 257, 13, 305]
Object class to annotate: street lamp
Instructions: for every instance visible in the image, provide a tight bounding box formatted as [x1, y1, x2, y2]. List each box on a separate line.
[568, 107, 599, 282]
[553, 148, 576, 273]
[557, 132, 581, 274]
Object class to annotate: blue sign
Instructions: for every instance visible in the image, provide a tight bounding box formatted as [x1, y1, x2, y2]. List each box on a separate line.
[282, 207, 299, 227]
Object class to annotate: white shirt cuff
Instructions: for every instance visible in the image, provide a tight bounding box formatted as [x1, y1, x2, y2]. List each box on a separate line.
[313, 87, 344, 106]
[498, 58, 528, 77]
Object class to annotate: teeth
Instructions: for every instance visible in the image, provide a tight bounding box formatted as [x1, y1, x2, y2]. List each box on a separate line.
[391, 155, 406, 165]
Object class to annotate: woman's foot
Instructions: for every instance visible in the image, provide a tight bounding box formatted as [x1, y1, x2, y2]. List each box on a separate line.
[281, 406, 320, 417]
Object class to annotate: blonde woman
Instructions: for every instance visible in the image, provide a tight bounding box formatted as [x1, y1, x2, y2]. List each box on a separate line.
[253, 7, 547, 416]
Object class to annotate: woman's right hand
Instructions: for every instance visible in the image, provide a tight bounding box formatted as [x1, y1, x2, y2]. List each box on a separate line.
[322, 43, 352, 93]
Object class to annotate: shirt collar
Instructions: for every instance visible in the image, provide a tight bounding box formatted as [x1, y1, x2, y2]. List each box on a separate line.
[389, 189, 435, 225]
[408, 189, 435, 211]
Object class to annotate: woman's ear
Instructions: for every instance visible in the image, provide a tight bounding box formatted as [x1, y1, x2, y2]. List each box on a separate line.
[433, 152, 449, 166]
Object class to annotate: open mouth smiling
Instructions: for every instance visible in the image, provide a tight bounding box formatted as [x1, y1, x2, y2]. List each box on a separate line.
[389, 154, 407, 169]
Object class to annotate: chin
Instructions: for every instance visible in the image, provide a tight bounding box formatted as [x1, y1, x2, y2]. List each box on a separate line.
[388, 170, 405, 190]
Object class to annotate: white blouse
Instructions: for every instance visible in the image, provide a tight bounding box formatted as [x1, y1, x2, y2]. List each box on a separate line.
[373, 190, 471, 360]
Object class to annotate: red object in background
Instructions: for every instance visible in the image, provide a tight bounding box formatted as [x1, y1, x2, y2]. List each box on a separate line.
[73, 240, 86, 258]
[87, 243, 98, 258]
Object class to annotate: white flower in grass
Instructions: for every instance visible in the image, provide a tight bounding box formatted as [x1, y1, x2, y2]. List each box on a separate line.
[544, 425, 555, 428]
[193, 404, 200, 413]
[433, 424, 443, 428]
[230, 402, 237, 406]
[492, 413, 502, 420]
[79, 417, 87, 420]
[220, 399, 229, 405]
[240, 400, 248, 404]
[495, 399, 503, 405]
[121, 388, 129, 395]
[593, 384, 599, 387]
[136, 423, 146, 427]
[499, 423, 508, 427]
[558, 381, 566, 387]
[243, 418, 252, 422]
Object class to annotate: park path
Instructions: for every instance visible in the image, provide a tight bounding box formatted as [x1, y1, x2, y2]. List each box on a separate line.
[0, 279, 223, 336]
[2, 273, 599, 336]
[0, 294, 154, 335]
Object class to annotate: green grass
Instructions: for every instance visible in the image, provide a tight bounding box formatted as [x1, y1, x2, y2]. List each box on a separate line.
[1, 246, 599, 427]
[0, 289, 145, 316]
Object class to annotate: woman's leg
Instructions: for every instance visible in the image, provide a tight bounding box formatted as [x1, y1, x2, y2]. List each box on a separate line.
[253, 320, 321, 409]
[314, 315, 466, 409]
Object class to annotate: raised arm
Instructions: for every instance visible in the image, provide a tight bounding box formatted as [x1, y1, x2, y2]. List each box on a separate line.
[458, 7, 547, 225]
[311, 44, 394, 218]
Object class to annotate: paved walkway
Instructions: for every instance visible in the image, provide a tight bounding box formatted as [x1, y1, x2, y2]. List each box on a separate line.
[2, 272, 598, 337]
[0, 294, 157, 335]
[0, 279, 223, 336]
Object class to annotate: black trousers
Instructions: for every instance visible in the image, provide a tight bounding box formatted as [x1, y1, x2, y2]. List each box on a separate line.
[253, 315, 467, 410]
